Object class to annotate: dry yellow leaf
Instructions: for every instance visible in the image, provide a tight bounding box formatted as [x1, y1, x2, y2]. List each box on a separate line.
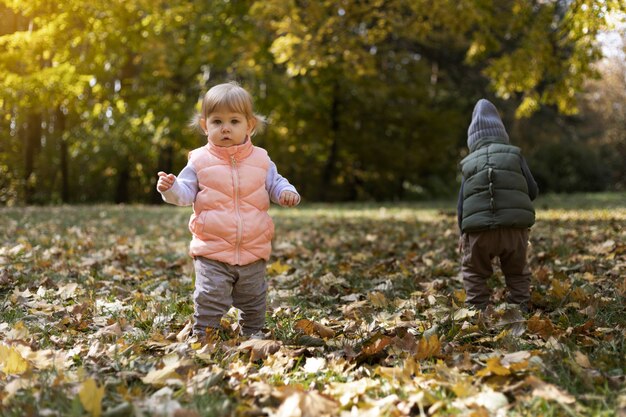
[476, 357, 511, 377]
[414, 334, 441, 360]
[550, 278, 570, 299]
[0, 345, 30, 375]
[267, 261, 291, 276]
[78, 378, 104, 417]
[452, 380, 476, 398]
[454, 289, 466, 303]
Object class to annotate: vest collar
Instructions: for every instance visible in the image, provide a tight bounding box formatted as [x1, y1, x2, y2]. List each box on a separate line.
[470, 136, 509, 153]
[205, 137, 254, 161]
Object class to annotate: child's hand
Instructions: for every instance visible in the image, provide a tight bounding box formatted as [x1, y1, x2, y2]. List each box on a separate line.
[279, 190, 299, 207]
[157, 171, 176, 192]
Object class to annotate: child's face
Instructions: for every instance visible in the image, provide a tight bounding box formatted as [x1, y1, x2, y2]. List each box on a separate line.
[201, 108, 255, 148]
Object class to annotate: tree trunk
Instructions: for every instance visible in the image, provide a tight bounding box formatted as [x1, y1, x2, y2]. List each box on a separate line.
[56, 107, 69, 202]
[24, 112, 42, 204]
[115, 164, 130, 204]
[321, 81, 340, 201]
[152, 143, 173, 204]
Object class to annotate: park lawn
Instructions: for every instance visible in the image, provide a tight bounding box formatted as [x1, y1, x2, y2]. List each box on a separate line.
[0, 193, 625, 416]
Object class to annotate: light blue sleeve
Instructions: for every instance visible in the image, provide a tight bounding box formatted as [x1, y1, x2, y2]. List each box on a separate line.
[160, 162, 198, 206]
[265, 159, 300, 205]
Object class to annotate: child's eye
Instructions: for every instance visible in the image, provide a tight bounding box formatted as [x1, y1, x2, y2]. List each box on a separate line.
[211, 120, 222, 125]
[231, 119, 240, 125]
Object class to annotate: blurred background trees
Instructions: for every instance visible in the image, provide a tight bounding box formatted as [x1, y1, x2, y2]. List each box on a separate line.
[1, 0, 624, 205]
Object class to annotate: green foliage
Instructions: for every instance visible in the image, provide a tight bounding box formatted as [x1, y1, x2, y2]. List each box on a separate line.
[0, 0, 624, 203]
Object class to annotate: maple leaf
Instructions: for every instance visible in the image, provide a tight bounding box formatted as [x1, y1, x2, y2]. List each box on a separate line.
[78, 378, 105, 417]
[294, 319, 336, 338]
[550, 276, 570, 299]
[527, 316, 555, 340]
[414, 334, 441, 361]
[267, 260, 292, 276]
[239, 339, 282, 361]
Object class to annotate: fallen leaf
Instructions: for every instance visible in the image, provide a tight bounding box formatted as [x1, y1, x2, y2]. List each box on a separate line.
[550, 277, 570, 299]
[294, 319, 335, 339]
[239, 339, 282, 361]
[414, 334, 441, 361]
[574, 351, 592, 368]
[453, 308, 477, 321]
[367, 291, 388, 307]
[359, 334, 393, 359]
[78, 378, 104, 417]
[501, 351, 531, 366]
[141, 355, 194, 386]
[274, 390, 338, 417]
[451, 389, 509, 414]
[527, 316, 555, 340]
[476, 356, 511, 377]
[267, 260, 292, 276]
[303, 357, 326, 373]
[526, 375, 575, 404]
[0, 344, 30, 375]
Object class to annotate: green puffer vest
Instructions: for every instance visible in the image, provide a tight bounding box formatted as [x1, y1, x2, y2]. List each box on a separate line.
[460, 138, 535, 232]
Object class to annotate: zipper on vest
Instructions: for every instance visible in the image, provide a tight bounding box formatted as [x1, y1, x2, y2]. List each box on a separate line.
[231, 156, 243, 265]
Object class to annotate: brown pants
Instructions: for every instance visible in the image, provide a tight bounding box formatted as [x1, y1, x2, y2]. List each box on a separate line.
[461, 228, 531, 309]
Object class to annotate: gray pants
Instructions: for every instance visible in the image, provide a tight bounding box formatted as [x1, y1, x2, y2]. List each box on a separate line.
[461, 228, 531, 309]
[193, 256, 267, 336]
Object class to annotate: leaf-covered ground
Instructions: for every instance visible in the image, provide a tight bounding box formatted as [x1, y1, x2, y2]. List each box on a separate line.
[1, 194, 625, 417]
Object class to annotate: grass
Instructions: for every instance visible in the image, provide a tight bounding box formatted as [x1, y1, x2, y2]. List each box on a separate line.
[0, 192, 625, 416]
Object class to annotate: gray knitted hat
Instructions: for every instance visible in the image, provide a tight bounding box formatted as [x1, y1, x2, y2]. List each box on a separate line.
[467, 99, 509, 151]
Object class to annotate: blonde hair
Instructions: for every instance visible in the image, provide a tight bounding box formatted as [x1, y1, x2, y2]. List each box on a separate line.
[191, 81, 266, 136]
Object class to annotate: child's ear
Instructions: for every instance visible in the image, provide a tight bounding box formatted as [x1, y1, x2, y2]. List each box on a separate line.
[199, 118, 207, 134]
[247, 117, 257, 134]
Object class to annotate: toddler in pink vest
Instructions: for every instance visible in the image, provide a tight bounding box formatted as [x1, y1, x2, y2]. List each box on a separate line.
[156, 82, 300, 339]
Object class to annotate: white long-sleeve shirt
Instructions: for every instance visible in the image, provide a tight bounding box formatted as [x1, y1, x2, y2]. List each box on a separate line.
[160, 158, 299, 207]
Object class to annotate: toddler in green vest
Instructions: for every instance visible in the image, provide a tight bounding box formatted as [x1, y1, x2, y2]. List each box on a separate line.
[457, 99, 538, 312]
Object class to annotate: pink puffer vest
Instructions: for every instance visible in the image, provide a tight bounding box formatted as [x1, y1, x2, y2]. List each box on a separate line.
[187, 139, 274, 265]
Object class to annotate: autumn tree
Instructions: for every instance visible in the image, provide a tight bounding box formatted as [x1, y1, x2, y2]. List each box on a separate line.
[1, 0, 624, 204]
